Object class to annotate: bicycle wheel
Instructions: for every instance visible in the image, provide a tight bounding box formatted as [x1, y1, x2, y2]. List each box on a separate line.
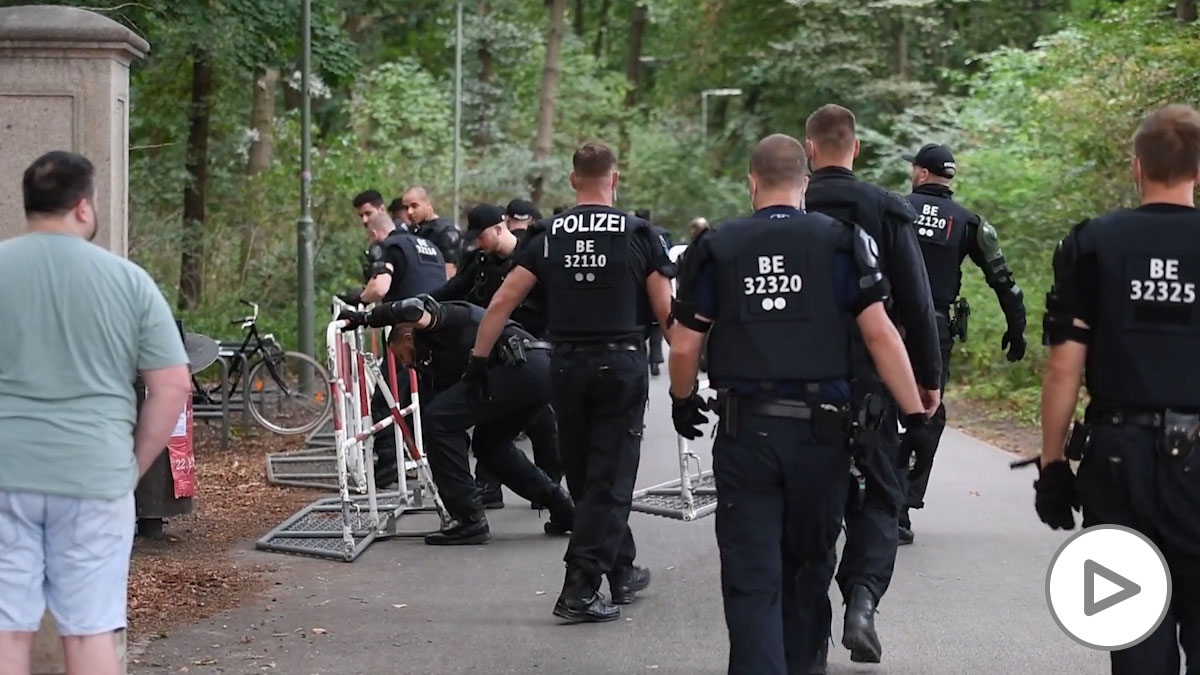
[246, 351, 332, 435]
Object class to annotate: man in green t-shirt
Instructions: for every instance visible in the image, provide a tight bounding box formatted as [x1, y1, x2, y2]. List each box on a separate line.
[0, 151, 191, 675]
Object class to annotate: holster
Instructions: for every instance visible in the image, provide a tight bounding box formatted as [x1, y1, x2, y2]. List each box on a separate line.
[1160, 410, 1200, 460]
[498, 334, 528, 366]
[1064, 420, 1091, 461]
[850, 392, 886, 456]
[950, 296, 970, 342]
[848, 460, 867, 513]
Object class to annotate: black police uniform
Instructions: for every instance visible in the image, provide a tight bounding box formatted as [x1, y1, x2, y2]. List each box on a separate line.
[902, 183, 1026, 525]
[1042, 204, 1200, 675]
[804, 166, 941, 662]
[351, 299, 573, 544]
[675, 205, 888, 675]
[363, 229, 446, 485]
[413, 216, 464, 270]
[516, 204, 673, 620]
[646, 225, 674, 375]
[432, 227, 562, 499]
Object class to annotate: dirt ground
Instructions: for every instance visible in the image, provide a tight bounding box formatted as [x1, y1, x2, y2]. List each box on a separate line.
[946, 392, 1042, 459]
[128, 424, 321, 639]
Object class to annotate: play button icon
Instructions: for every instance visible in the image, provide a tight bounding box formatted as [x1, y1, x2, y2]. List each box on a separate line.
[1047, 525, 1171, 650]
[1084, 559, 1141, 616]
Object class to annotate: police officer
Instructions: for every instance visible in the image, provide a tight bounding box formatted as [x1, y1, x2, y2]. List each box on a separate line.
[1037, 104, 1200, 675]
[669, 133, 931, 675]
[338, 296, 574, 544]
[341, 192, 447, 487]
[432, 204, 561, 508]
[899, 143, 1027, 543]
[401, 186, 463, 277]
[635, 208, 671, 377]
[388, 197, 411, 232]
[505, 198, 541, 235]
[469, 141, 675, 622]
[802, 104, 942, 667]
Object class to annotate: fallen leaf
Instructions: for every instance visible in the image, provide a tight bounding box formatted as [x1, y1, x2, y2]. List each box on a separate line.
[391, 604, 407, 609]
[534, 591, 546, 596]
[194, 658, 217, 665]
[312, 627, 328, 635]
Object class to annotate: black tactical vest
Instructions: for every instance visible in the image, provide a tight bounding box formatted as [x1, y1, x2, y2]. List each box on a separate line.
[1086, 207, 1200, 409]
[705, 212, 852, 383]
[543, 206, 644, 339]
[383, 231, 447, 302]
[907, 185, 973, 308]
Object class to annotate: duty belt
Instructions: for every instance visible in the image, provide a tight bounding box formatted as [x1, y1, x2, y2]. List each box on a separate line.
[553, 340, 643, 354]
[716, 391, 850, 444]
[737, 397, 814, 420]
[1092, 409, 1164, 429]
[498, 335, 553, 365]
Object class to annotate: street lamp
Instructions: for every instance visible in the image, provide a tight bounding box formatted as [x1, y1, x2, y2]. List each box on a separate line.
[700, 88, 743, 143]
[297, 0, 315, 387]
[452, 0, 463, 225]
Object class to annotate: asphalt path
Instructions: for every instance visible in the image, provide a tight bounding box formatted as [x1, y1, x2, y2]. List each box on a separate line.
[131, 372, 1111, 674]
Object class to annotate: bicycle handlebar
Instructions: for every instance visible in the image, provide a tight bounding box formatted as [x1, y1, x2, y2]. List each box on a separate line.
[232, 299, 260, 325]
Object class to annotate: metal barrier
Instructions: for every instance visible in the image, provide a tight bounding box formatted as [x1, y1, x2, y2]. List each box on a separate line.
[631, 379, 717, 521]
[256, 311, 449, 562]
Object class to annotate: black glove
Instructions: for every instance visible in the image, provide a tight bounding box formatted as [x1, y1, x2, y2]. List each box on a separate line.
[671, 389, 709, 440]
[395, 297, 428, 323]
[1034, 460, 1077, 530]
[1001, 323, 1027, 362]
[337, 287, 364, 306]
[902, 413, 934, 456]
[462, 355, 490, 400]
[337, 309, 367, 331]
[415, 293, 440, 314]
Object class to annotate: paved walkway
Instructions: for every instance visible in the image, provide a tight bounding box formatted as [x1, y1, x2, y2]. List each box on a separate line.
[131, 375, 1109, 674]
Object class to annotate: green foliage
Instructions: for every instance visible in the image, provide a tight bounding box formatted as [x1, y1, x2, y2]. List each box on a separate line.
[28, 0, 1200, 419]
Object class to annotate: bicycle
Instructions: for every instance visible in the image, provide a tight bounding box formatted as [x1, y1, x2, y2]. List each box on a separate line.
[192, 300, 332, 435]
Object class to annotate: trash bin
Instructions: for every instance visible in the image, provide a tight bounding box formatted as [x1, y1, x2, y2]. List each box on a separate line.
[133, 321, 218, 538]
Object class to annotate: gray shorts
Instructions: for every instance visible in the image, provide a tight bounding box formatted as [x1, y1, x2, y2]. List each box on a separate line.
[0, 490, 134, 635]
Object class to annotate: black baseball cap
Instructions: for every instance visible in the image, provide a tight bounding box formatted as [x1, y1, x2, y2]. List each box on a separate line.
[505, 198, 539, 222]
[465, 203, 505, 241]
[902, 143, 956, 178]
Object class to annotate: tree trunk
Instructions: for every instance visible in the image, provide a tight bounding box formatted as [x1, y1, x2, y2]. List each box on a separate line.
[246, 68, 278, 174]
[573, 0, 585, 37]
[474, 0, 495, 148]
[592, 0, 611, 58]
[530, 0, 567, 206]
[179, 48, 213, 311]
[895, 12, 908, 81]
[623, 3, 647, 109]
[240, 67, 277, 286]
[1179, 0, 1197, 23]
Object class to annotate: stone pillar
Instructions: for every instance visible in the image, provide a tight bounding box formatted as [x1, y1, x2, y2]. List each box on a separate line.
[0, 4, 148, 253]
[0, 5, 147, 674]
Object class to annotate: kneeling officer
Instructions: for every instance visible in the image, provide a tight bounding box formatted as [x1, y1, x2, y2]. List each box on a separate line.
[339, 296, 573, 544]
[668, 134, 931, 675]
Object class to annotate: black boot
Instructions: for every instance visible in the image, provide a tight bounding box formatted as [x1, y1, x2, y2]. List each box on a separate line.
[608, 565, 651, 605]
[553, 568, 619, 623]
[842, 585, 882, 663]
[899, 510, 914, 545]
[809, 639, 828, 674]
[424, 515, 491, 546]
[476, 478, 504, 510]
[543, 485, 575, 536]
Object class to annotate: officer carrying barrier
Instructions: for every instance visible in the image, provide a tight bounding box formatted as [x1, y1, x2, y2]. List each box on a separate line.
[256, 300, 449, 562]
[631, 379, 717, 521]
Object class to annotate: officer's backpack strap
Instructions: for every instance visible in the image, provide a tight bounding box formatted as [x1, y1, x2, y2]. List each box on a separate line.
[671, 226, 714, 333]
[1043, 218, 1093, 346]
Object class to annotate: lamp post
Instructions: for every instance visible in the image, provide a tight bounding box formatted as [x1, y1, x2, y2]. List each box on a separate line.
[452, 0, 464, 224]
[700, 87, 743, 144]
[297, 0, 315, 387]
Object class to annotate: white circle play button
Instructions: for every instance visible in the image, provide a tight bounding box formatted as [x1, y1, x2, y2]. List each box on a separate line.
[1046, 525, 1171, 650]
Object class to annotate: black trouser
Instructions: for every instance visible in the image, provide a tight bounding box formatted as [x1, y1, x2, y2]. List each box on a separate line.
[714, 406, 850, 675]
[423, 350, 560, 522]
[819, 399, 902, 625]
[1078, 421, 1200, 675]
[901, 310, 954, 524]
[551, 346, 649, 589]
[475, 402, 561, 487]
[647, 324, 664, 365]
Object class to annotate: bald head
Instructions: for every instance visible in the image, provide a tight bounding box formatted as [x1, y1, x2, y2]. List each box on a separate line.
[401, 186, 436, 224]
[750, 134, 808, 190]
